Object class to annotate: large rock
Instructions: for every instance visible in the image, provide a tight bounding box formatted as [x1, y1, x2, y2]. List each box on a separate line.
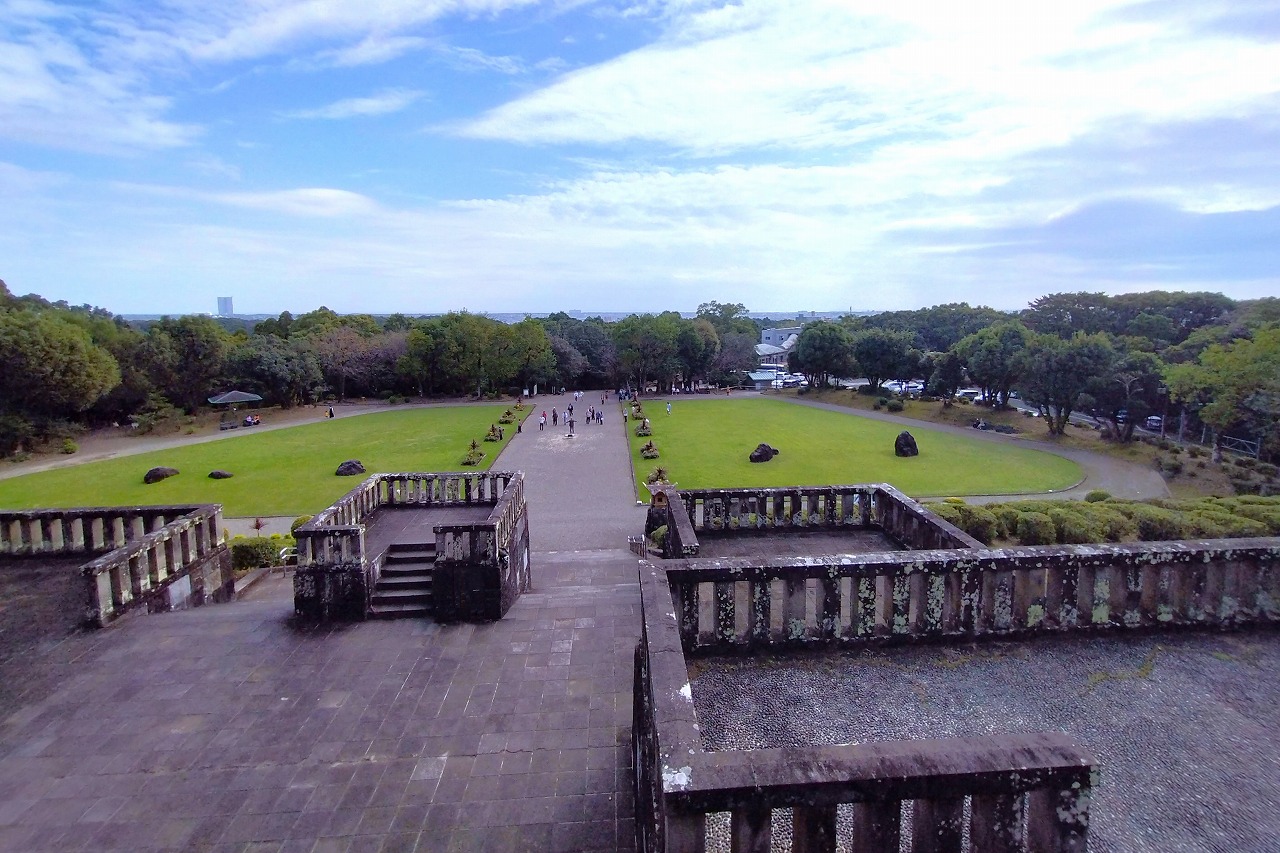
[749, 443, 779, 463]
[208, 470, 234, 479]
[335, 459, 366, 476]
[894, 431, 919, 457]
[143, 466, 179, 484]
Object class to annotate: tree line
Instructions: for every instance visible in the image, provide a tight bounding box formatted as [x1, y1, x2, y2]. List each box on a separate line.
[1, 281, 1275, 462]
[788, 292, 1279, 459]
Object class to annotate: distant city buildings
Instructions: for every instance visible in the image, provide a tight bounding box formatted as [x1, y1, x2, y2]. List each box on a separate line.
[216, 297, 233, 316]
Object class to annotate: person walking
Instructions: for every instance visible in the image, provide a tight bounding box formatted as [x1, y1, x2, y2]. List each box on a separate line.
[666, 401, 672, 416]
[327, 406, 335, 419]
[552, 409, 558, 427]
[539, 412, 546, 431]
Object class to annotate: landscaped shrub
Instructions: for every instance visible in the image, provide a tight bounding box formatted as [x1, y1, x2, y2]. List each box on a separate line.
[61, 438, 78, 454]
[1048, 508, 1093, 544]
[1187, 445, 1204, 458]
[1015, 512, 1057, 545]
[635, 422, 652, 437]
[1257, 462, 1279, 479]
[461, 439, 485, 466]
[1084, 490, 1111, 502]
[957, 505, 999, 544]
[498, 409, 515, 424]
[640, 440, 660, 460]
[990, 504, 1021, 540]
[290, 515, 314, 533]
[386, 394, 405, 405]
[646, 467, 670, 485]
[927, 502, 964, 528]
[886, 399, 905, 413]
[877, 397, 889, 408]
[1117, 504, 1190, 541]
[1185, 510, 1268, 539]
[230, 534, 296, 571]
[1161, 457, 1184, 477]
[649, 525, 668, 550]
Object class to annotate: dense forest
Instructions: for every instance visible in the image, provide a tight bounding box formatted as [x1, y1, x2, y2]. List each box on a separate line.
[0, 281, 1276, 463]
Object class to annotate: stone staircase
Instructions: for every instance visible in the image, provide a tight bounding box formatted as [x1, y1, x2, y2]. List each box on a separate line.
[369, 542, 436, 619]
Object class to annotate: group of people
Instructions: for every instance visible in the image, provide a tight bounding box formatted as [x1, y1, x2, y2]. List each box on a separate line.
[538, 392, 615, 433]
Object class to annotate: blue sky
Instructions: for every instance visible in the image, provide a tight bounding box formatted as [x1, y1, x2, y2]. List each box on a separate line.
[1, 0, 1277, 316]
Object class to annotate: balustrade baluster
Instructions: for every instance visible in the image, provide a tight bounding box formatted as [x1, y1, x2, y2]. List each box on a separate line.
[970, 793, 1023, 853]
[748, 579, 771, 644]
[852, 800, 901, 852]
[792, 805, 837, 853]
[784, 577, 807, 640]
[677, 582, 699, 649]
[1027, 786, 1089, 853]
[854, 575, 877, 638]
[666, 812, 706, 853]
[819, 577, 840, 639]
[891, 574, 911, 634]
[911, 796, 963, 853]
[729, 805, 771, 853]
[714, 581, 735, 643]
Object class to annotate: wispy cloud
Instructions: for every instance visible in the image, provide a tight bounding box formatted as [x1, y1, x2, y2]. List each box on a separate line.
[282, 88, 425, 120]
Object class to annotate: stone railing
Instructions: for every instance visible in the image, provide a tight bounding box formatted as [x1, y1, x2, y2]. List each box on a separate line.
[634, 561, 1096, 853]
[1, 506, 231, 627]
[661, 539, 1280, 654]
[294, 471, 527, 622]
[434, 471, 529, 622]
[657, 483, 981, 558]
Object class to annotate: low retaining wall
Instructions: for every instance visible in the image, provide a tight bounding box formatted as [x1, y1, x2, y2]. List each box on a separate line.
[634, 561, 1096, 853]
[0, 505, 231, 627]
[293, 471, 529, 623]
[663, 539, 1280, 654]
[652, 483, 981, 558]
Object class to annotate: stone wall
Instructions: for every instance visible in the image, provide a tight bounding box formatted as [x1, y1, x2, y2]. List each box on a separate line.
[0, 505, 230, 627]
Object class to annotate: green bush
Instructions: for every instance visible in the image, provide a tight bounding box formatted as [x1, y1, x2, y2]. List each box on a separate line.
[61, 438, 78, 454]
[290, 515, 314, 533]
[886, 399, 905, 413]
[649, 525, 668, 550]
[387, 394, 405, 405]
[1256, 462, 1278, 479]
[1236, 457, 1257, 469]
[928, 502, 964, 528]
[230, 534, 296, 571]
[1084, 490, 1111, 502]
[1015, 512, 1057, 545]
[990, 504, 1021, 540]
[957, 505, 999, 544]
[877, 397, 889, 407]
[1118, 504, 1190, 541]
[1187, 445, 1204, 458]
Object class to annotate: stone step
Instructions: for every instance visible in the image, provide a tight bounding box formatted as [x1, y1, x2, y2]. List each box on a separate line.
[370, 588, 431, 606]
[377, 574, 432, 590]
[368, 602, 432, 619]
[384, 549, 437, 564]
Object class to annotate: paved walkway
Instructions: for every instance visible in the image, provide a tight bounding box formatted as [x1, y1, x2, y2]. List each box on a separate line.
[0, 394, 646, 853]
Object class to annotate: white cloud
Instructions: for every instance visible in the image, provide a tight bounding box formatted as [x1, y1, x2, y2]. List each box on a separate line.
[282, 89, 425, 120]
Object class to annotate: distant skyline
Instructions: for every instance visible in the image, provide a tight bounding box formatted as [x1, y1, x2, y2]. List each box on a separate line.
[2, 1, 1278, 316]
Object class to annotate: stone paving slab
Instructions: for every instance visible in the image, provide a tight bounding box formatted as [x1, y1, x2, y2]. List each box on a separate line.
[0, 548, 641, 853]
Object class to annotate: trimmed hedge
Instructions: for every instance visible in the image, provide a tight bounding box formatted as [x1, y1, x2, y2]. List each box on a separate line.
[230, 534, 296, 571]
[927, 494, 1280, 546]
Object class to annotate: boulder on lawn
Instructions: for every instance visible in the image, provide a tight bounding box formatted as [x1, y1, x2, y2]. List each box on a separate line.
[894, 431, 919, 457]
[208, 470, 234, 479]
[749, 443, 779, 463]
[144, 466, 179, 484]
[335, 459, 366, 476]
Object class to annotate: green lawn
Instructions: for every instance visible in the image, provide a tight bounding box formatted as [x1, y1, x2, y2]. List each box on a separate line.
[0, 407, 520, 517]
[628, 397, 1082, 498]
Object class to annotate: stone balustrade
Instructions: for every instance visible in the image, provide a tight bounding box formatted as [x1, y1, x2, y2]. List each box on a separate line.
[294, 471, 529, 622]
[634, 561, 1096, 853]
[657, 484, 981, 558]
[661, 539, 1280, 654]
[1, 506, 230, 627]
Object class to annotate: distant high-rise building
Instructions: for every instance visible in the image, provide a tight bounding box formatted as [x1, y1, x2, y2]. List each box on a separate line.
[217, 297, 233, 316]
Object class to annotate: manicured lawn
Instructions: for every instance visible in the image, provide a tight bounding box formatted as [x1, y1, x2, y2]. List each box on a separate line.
[627, 397, 1081, 498]
[0, 407, 520, 517]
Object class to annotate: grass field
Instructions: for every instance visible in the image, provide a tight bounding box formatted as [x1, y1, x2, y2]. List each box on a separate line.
[0, 407, 520, 517]
[627, 397, 1082, 498]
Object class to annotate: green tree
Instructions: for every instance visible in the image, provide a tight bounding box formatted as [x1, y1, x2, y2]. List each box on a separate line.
[676, 318, 720, 389]
[143, 315, 228, 413]
[0, 311, 120, 425]
[508, 318, 556, 392]
[928, 350, 967, 405]
[1166, 325, 1280, 460]
[954, 321, 1032, 407]
[1021, 333, 1115, 436]
[789, 322, 854, 388]
[1084, 350, 1164, 442]
[225, 335, 323, 408]
[696, 301, 756, 336]
[312, 326, 370, 401]
[850, 328, 915, 392]
[613, 313, 682, 391]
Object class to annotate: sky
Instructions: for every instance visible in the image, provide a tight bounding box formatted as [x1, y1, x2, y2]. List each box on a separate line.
[1, 0, 1278, 317]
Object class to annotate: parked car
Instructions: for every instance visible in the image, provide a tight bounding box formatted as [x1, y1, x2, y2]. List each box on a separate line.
[1145, 415, 1163, 430]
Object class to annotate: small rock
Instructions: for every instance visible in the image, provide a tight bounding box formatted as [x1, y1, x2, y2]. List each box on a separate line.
[143, 466, 179, 484]
[335, 459, 366, 476]
[749, 443, 779, 463]
[895, 431, 919, 457]
[208, 470, 234, 479]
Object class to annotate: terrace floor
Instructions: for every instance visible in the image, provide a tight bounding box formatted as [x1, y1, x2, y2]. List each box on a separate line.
[362, 505, 495, 557]
[688, 629, 1280, 853]
[693, 529, 902, 559]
